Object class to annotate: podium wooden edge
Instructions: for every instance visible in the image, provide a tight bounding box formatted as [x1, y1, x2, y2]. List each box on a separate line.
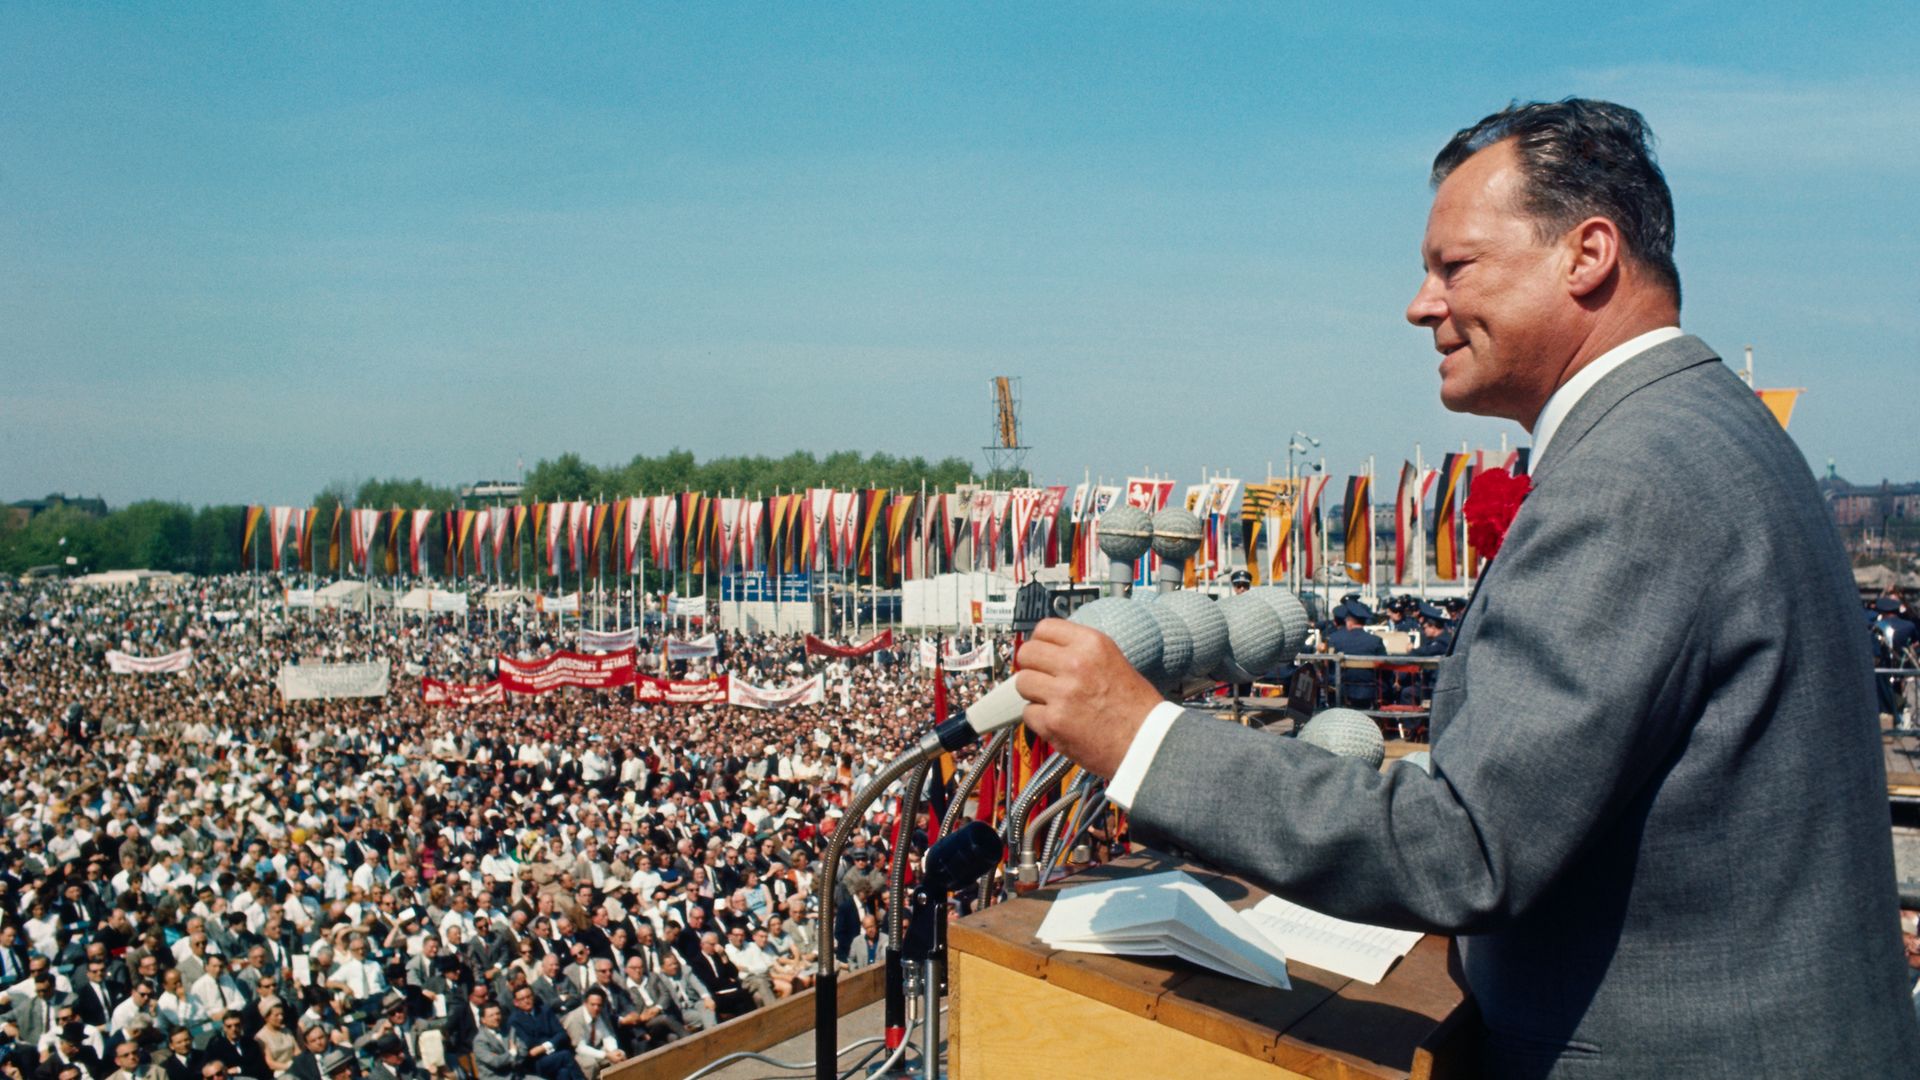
[947, 854, 1477, 1080]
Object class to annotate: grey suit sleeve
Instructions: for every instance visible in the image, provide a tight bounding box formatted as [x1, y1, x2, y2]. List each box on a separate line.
[1131, 465, 1710, 933]
[473, 1031, 518, 1077]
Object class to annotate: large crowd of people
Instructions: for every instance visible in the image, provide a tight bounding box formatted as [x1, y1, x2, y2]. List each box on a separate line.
[0, 574, 1001, 1080]
[5, 568, 1912, 1080]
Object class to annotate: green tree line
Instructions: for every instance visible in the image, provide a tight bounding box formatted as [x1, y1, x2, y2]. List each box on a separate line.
[1, 450, 997, 576]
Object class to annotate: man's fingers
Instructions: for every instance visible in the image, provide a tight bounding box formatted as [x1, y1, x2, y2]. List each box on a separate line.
[1013, 638, 1068, 676]
[1012, 668, 1062, 705]
[1028, 617, 1096, 645]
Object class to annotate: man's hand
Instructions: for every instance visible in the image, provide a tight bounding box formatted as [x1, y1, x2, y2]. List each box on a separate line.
[1015, 618, 1165, 779]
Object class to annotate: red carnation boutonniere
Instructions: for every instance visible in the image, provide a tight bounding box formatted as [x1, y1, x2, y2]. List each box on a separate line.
[1463, 469, 1532, 561]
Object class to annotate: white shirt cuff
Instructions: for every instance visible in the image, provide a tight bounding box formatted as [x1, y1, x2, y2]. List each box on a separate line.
[1104, 700, 1186, 811]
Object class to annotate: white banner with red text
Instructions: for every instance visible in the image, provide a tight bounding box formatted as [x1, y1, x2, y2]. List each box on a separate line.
[106, 648, 194, 675]
[727, 674, 825, 710]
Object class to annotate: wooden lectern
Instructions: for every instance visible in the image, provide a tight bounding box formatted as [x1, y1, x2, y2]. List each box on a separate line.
[948, 852, 1475, 1079]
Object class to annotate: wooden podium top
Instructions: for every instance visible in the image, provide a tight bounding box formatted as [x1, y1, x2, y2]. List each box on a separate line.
[948, 851, 1471, 1080]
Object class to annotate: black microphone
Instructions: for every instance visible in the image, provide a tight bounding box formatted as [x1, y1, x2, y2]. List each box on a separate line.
[922, 821, 1005, 895]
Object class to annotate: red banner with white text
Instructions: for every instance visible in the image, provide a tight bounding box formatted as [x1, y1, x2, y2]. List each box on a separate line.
[421, 678, 507, 707]
[803, 630, 895, 658]
[633, 674, 730, 705]
[496, 648, 639, 694]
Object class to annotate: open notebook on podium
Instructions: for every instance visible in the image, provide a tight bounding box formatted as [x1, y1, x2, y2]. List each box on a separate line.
[1035, 869, 1423, 987]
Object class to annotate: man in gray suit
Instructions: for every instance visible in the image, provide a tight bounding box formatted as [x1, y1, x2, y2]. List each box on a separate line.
[1019, 99, 1920, 1077]
[470, 1003, 523, 1080]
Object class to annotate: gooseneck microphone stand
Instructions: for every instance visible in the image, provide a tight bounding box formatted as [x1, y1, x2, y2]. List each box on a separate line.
[815, 714, 980, 1080]
[882, 761, 931, 1056]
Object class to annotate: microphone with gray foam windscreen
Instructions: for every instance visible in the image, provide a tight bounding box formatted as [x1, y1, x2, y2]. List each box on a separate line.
[1251, 586, 1313, 661]
[1149, 508, 1203, 592]
[1156, 590, 1230, 686]
[1096, 505, 1153, 590]
[1214, 587, 1287, 683]
[945, 593, 1166, 743]
[1136, 596, 1194, 690]
[937, 587, 1317, 748]
[1296, 707, 1387, 769]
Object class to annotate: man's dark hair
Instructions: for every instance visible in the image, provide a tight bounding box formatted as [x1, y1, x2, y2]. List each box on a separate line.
[1432, 98, 1680, 308]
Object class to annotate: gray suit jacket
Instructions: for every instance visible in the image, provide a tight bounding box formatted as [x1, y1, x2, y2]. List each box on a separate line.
[471, 1025, 522, 1080]
[1132, 337, 1920, 1077]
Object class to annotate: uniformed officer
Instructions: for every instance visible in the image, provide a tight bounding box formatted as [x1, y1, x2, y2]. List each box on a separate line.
[1412, 603, 1452, 657]
[1324, 601, 1387, 709]
[1389, 598, 1421, 634]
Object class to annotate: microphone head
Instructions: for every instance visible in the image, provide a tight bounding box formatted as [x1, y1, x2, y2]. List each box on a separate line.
[1069, 597, 1163, 682]
[1215, 588, 1285, 680]
[1298, 708, 1386, 769]
[1157, 591, 1228, 679]
[1243, 587, 1312, 663]
[1149, 508, 1203, 562]
[1096, 505, 1153, 563]
[1137, 596, 1194, 689]
[921, 821, 1005, 893]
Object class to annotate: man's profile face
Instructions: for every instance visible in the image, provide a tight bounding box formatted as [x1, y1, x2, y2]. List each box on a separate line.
[1407, 139, 1574, 425]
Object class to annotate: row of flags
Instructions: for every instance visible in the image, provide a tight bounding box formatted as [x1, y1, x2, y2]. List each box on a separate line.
[236, 454, 1527, 587]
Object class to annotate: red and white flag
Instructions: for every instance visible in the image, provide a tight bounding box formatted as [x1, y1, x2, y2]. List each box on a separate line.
[491, 508, 509, 565]
[624, 497, 647, 572]
[652, 495, 679, 572]
[546, 503, 566, 576]
[349, 509, 380, 571]
[1298, 475, 1330, 579]
[1007, 488, 1044, 582]
[471, 510, 491, 575]
[966, 491, 995, 572]
[411, 510, 433, 577]
[742, 499, 764, 572]
[566, 502, 587, 572]
[830, 491, 859, 570]
[268, 507, 294, 571]
[814, 488, 837, 572]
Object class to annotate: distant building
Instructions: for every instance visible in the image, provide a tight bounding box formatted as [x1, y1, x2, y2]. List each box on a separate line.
[460, 480, 523, 505]
[6, 493, 109, 529]
[1820, 474, 1920, 529]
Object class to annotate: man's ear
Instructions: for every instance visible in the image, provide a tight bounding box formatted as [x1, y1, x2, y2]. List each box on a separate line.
[1565, 216, 1622, 299]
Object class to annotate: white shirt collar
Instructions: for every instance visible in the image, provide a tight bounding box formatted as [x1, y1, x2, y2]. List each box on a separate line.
[1530, 326, 1684, 465]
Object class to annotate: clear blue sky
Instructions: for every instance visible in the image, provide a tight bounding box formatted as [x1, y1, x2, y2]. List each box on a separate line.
[3, 3, 1915, 507]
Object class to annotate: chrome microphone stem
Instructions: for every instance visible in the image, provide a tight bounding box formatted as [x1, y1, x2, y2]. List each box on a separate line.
[1037, 771, 1101, 873]
[1003, 753, 1077, 898]
[1042, 790, 1109, 877]
[813, 727, 945, 1080]
[938, 725, 1016, 840]
[886, 761, 931, 947]
[1017, 779, 1087, 888]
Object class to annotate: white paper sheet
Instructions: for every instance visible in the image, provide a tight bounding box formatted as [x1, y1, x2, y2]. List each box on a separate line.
[1240, 894, 1423, 985]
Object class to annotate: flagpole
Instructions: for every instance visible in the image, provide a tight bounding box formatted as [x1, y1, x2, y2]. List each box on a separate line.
[1414, 445, 1428, 600]
[1451, 440, 1466, 588]
[1374, 456, 1383, 605]
[1317, 456, 1328, 612]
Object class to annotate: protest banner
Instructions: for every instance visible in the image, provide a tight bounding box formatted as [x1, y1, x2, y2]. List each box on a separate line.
[105, 648, 193, 674]
[277, 659, 391, 701]
[728, 674, 824, 710]
[633, 674, 729, 705]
